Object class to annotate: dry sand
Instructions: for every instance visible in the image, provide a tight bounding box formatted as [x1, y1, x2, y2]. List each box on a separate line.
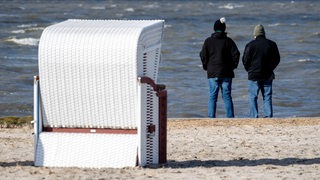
[1, 118, 320, 179]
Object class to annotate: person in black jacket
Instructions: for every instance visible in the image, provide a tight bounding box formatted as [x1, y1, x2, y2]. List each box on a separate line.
[242, 24, 280, 118]
[200, 17, 240, 118]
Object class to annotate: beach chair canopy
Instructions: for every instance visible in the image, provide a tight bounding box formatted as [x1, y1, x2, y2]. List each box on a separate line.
[38, 19, 164, 128]
[34, 19, 166, 168]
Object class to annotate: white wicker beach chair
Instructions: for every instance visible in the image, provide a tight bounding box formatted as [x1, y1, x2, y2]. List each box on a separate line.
[34, 19, 167, 168]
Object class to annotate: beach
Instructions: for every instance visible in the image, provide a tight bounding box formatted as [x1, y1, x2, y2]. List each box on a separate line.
[1, 118, 320, 179]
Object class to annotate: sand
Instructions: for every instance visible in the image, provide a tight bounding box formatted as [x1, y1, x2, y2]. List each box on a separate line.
[1, 118, 320, 179]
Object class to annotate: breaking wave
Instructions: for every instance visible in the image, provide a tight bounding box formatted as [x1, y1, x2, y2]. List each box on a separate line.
[6, 37, 39, 46]
[218, 3, 244, 9]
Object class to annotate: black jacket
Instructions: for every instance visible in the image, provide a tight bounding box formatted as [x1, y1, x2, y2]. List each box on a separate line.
[200, 32, 240, 78]
[242, 36, 280, 81]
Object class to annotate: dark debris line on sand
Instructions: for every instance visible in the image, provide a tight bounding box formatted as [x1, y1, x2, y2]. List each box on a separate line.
[0, 116, 33, 128]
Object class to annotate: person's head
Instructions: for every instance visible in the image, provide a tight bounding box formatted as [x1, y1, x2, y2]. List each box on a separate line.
[253, 24, 265, 38]
[214, 17, 226, 32]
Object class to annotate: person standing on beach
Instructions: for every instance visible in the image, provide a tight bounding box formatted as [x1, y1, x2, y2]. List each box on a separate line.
[200, 17, 240, 118]
[242, 24, 280, 118]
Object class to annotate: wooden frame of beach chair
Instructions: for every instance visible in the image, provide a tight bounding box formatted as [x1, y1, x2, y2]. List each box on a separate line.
[33, 20, 166, 168]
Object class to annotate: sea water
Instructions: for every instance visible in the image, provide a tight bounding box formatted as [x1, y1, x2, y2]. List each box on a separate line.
[0, 0, 319, 118]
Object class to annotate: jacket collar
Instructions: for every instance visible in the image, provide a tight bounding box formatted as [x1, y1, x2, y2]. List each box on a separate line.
[255, 35, 266, 39]
[212, 32, 227, 38]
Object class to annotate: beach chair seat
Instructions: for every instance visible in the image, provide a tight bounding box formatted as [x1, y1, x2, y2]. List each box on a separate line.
[34, 19, 166, 168]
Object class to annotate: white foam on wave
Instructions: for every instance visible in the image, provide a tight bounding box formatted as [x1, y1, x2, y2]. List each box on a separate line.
[91, 6, 105, 10]
[268, 23, 281, 27]
[218, 3, 244, 10]
[116, 13, 123, 17]
[313, 32, 320, 36]
[297, 58, 313, 63]
[27, 27, 45, 31]
[18, 24, 38, 28]
[142, 3, 159, 9]
[0, 14, 18, 17]
[12, 30, 25, 34]
[3, 55, 37, 60]
[6, 37, 39, 46]
[124, 8, 135, 12]
[12, 27, 44, 34]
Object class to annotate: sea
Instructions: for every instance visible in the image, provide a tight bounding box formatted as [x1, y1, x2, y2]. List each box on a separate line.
[0, 0, 319, 118]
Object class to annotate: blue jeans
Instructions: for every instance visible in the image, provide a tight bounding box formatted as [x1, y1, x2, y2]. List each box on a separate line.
[248, 80, 273, 118]
[208, 78, 234, 118]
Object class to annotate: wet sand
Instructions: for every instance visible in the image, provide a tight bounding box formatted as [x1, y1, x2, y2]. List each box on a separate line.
[1, 118, 320, 179]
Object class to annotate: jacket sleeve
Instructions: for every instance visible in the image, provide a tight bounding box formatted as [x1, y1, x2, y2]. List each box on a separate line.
[271, 42, 280, 70]
[200, 40, 208, 71]
[229, 39, 240, 69]
[242, 43, 251, 72]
